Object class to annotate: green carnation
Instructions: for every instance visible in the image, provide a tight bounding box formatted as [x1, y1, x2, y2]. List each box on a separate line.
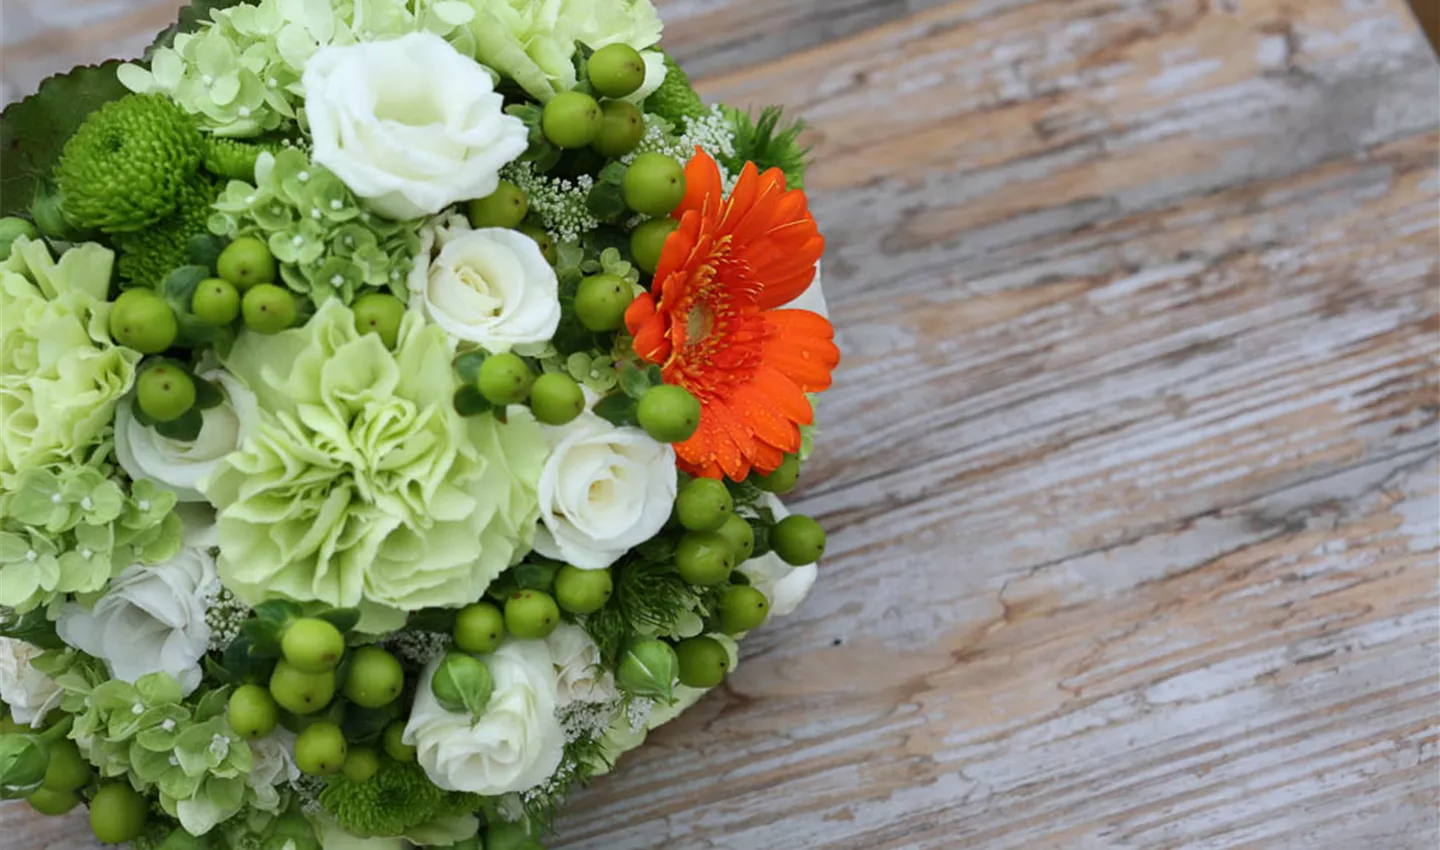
[0, 238, 139, 487]
[318, 757, 479, 838]
[645, 52, 705, 123]
[201, 300, 548, 619]
[114, 175, 219, 286]
[54, 94, 204, 233]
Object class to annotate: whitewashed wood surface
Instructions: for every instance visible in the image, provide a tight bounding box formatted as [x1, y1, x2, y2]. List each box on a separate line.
[4, 0, 1439, 848]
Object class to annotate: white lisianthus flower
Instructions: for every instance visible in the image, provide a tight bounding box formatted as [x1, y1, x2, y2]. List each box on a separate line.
[739, 495, 817, 617]
[546, 623, 619, 707]
[115, 368, 257, 503]
[244, 729, 299, 814]
[408, 216, 561, 353]
[56, 548, 219, 695]
[303, 32, 528, 220]
[532, 401, 677, 570]
[0, 637, 63, 727]
[404, 640, 564, 795]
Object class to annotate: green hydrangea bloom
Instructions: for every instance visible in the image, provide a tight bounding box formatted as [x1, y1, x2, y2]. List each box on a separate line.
[318, 758, 479, 838]
[0, 237, 139, 487]
[54, 94, 204, 233]
[114, 175, 220, 286]
[645, 52, 705, 124]
[201, 300, 548, 619]
[208, 149, 422, 305]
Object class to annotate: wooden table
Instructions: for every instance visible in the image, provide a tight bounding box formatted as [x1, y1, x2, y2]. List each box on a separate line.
[4, 1, 1438, 848]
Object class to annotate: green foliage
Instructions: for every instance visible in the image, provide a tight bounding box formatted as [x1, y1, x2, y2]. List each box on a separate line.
[645, 52, 705, 124]
[318, 757, 480, 838]
[722, 105, 811, 190]
[585, 558, 696, 666]
[115, 175, 220, 287]
[54, 94, 204, 232]
[0, 61, 130, 217]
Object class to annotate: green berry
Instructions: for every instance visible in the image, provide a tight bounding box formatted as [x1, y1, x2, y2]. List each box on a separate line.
[623, 152, 686, 217]
[588, 44, 647, 98]
[381, 722, 415, 762]
[109, 289, 178, 354]
[351, 293, 405, 349]
[757, 454, 801, 493]
[241, 283, 297, 334]
[772, 515, 826, 566]
[542, 91, 603, 149]
[191, 278, 240, 325]
[675, 477, 734, 532]
[431, 652, 494, 715]
[342, 747, 380, 783]
[294, 721, 347, 776]
[467, 181, 529, 229]
[228, 684, 280, 740]
[268, 660, 337, 716]
[520, 225, 557, 265]
[715, 514, 756, 562]
[718, 584, 770, 634]
[342, 646, 404, 709]
[89, 782, 148, 844]
[630, 217, 677, 275]
[27, 786, 79, 816]
[39, 739, 91, 793]
[477, 352, 535, 406]
[554, 565, 613, 614]
[136, 363, 196, 423]
[575, 274, 634, 332]
[675, 636, 729, 689]
[637, 384, 701, 443]
[504, 590, 560, 639]
[282, 618, 346, 673]
[529, 373, 586, 426]
[453, 602, 506, 654]
[675, 531, 734, 586]
[591, 99, 646, 158]
[217, 236, 277, 290]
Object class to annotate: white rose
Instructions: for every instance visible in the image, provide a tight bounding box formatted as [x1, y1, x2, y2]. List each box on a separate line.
[532, 405, 677, 570]
[56, 548, 219, 695]
[115, 368, 257, 503]
[408, 216, 561, 352]
[0, 637, 63, 727]
[739, 495, 817, 618]
[246, 729, 300, 814]
[545, 623, 618, 707]
[404, 640, 564, 795]
[303, 32, 529, 220]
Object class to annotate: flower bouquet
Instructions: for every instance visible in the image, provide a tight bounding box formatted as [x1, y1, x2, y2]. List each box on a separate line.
[0, 1, 838, 847]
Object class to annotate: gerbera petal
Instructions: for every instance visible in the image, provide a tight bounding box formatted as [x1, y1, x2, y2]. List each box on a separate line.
[675, 147, 723, 221]
[752, 365, 816, 424]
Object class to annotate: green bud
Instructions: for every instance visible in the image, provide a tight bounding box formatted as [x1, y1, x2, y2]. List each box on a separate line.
[616, 638, 678, 702]
[0, 217, 38, 261]
[431, 652, 495, 718]
[29, 184, 82, 241]
[156, 827, 210, 850]
[0, 734, 47, 800]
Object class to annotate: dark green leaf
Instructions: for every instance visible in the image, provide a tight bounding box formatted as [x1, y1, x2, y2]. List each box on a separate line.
[645, 364, 664, 386]
[618, 362, 652, 399]
[130, 396, 157, 428]
[0, 607, 64, 650]
[405, 608, 458, 634]
[598, 162, 628, 186]
[0, 61, 130, 217]
[240, 618, 286, 654]
[513, 563, 558, 591]
[154, 408, 204, 442]
[453, 385, 493, 418]
[581, 225, 631, 264]
[454, 351, 486, 385]
[186, 233, 226, 272]
[161, 265, 210, 309]
[585, 181, 628, 223]
[315, 608, 360, 635]
[253, 600, 303, 624]
[593, 393, 639, 428]
[191, 376, 224, 411]
[341, 703, 401, 746]
[203, 656, 237, 687]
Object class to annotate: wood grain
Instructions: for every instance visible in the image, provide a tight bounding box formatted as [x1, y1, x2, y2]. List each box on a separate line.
[4, 0, 1438, 848]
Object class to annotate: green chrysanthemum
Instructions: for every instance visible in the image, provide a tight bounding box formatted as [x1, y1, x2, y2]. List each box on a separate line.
[645, 52, 705, 124]
[202, 137, 281, 181]
[318, 758, 478, 838]
[201, 300, 548, 621]
[114, 175, 219, 286]
[54, 93, 204, 233]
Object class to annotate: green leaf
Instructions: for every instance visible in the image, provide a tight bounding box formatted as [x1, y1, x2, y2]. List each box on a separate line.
[161, 265, 210, 309]
[154, 408, 204, 442]
[240, 618, 285, 654]
[405, 608, 458, 634]
[192, 376, 224, 411]
[453, 385, 493, 418]
[598, 162, 628, 186]
[592, 393, 639, 428]
[0, 61, 130, 217]
[454, 351, 486, 386]
[586, 181, 628, 223]
[512, 562, 557, 591]
[315, 608, 360, 635]
[253, 600, 303, 624]
[618, 362, 652, 400]
[187, 233, 227, 272]
[0, 608, 63, 650]
[340, 703, 400, 746]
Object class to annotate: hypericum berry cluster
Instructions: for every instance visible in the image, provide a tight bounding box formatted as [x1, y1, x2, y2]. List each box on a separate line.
[500, 161, 600, 244]
[204, 588, 250, 652]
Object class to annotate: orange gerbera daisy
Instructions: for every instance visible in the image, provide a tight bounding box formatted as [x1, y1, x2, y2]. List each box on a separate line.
[625, 147, 839, 481]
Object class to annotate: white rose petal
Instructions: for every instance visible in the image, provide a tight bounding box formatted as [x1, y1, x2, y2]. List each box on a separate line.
[303, 32, 528, 220]
[545, 623, 618, 707]
[739, 495, 818, 618]
[56, 548, 218, 695]
[532, 403, 676, 570]
[404, 640, 564, 796]
[115, 368, 257, 503]
[0, 637, 63, 727]
[409, 218, 561, 352]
